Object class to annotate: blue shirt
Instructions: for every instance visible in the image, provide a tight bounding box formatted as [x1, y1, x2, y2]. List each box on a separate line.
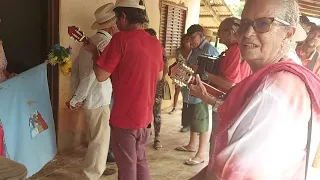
[182, 40, 219, 104]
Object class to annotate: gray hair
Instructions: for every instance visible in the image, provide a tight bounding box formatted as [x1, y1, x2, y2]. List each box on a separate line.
[275, 0, 300, 57]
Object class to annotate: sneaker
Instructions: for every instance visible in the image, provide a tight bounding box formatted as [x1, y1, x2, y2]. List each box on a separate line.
[180, 126, 190, 132]
[103, 168, 116, 176]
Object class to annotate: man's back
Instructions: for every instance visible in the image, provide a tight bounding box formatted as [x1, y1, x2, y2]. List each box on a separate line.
[97, 30, 163, 129]
[71, 30, 113, 109]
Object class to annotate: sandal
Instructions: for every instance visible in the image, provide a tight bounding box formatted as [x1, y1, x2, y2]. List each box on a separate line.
[153, 140, 162, 150]
[185, 158, 204, 166]
[169, 108, 177, 115]
[175, 146, 196, 152]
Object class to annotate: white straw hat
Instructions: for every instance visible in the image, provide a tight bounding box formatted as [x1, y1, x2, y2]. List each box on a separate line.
[114, 0, 146, 10]
[91, 3, 117, 30]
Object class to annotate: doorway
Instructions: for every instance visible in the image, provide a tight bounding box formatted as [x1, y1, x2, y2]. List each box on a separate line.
[0, 0, 59, 136]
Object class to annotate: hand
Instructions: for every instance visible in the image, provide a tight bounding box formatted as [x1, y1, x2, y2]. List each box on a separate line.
[65, 101, 84, 111]
[8, 73, 18, 78]
[189, 74, 208, 99]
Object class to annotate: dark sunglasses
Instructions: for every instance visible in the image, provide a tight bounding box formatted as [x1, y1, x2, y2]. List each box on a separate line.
[238, 17, 290, 34]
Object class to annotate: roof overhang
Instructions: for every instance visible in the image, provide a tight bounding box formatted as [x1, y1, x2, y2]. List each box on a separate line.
[199, 0, 233, 38]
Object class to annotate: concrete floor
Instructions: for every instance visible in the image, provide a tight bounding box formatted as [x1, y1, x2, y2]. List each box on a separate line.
[27, 107, 209, 180]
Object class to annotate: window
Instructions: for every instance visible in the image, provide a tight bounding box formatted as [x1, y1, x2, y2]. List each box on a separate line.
[159, 2, 187, 57]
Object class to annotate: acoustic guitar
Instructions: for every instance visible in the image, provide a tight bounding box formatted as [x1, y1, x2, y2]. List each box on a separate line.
[67, 26, 89, 44]
[168, 55, 226, 100]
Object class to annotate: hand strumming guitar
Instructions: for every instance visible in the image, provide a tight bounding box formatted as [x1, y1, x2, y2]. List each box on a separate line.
[189, 74, 208, 100]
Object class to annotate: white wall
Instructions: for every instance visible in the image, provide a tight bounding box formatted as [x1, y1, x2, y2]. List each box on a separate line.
[185, 0, 201, 31]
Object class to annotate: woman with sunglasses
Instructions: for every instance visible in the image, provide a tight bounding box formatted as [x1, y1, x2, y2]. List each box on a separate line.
[189, 0, 320, 179]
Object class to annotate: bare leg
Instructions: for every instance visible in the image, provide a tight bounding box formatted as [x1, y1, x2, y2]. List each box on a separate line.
[192, 131, 210, 162]
[169, 86, 180, 114]
[182, 131, 198, 151]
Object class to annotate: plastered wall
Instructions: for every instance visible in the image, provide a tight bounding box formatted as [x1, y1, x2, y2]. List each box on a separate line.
[57, 0, 199, 152]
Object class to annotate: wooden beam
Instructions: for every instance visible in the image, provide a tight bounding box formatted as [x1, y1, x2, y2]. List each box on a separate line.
[211, 4, 225, 7]
[299, 1, 320, 8]
[301, 12, 320, 19]
[200, 0, 221, 22]
[299, 3, 320, 12]
[300, 7, 320, 17]
[202, 26, 219, 29]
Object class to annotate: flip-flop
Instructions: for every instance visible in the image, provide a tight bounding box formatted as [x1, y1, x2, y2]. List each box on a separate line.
[185, 158, 205, 166]
[175, 146, 196, 152]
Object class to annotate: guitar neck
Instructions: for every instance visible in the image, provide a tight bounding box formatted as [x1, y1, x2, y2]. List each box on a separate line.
[201, 81, 226, 99]
[188, 76, 226, 99]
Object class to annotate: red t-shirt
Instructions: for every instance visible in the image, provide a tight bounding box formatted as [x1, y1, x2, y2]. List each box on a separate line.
[96, 30, 163, 129]
[218, 44, 251, 85]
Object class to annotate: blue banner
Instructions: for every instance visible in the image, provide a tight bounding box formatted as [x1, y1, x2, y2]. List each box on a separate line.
[0, 63, 57, 177]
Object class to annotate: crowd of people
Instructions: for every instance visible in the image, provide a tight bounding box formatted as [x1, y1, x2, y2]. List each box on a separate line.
[1, 0, 320, 179]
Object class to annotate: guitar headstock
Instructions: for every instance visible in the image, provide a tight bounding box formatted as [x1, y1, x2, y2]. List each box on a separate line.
[169, 62, 194, 87]
[68, 26, 89, 44]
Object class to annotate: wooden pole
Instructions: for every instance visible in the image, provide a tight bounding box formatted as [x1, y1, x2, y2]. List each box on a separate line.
[312, 143, 320, 168]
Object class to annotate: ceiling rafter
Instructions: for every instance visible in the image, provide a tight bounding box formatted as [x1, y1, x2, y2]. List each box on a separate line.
[200, 0, 222, 22]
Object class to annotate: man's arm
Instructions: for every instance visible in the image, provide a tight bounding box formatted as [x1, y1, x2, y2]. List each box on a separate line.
[189, 74, 219, 106]
[70, 72, 98, 107]
[91, 33, 113, 82]
[86, 48, 112, 82]
[84, 33, 122, 82]
[198, 46, 235, 90]
[69, 56, 98, 107]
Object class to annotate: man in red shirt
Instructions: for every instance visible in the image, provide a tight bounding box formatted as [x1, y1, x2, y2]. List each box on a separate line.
[296, 25, 320, 77]
[202, 17, 251, 141]
[215, 17, 251, 91]
[84, 0, 163, 179]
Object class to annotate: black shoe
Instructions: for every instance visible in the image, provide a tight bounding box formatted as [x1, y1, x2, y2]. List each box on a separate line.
[107, 152, 115, 163]
[103, 168, 116, 176]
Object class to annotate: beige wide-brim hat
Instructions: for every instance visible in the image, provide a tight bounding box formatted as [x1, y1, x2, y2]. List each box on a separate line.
[293, 23, 307, 42]
[91, 3, 117, 30]
[113, 0, 145, 10]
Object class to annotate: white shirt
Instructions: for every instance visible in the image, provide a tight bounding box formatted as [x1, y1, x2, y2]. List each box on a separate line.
[70, 30, 112, 109]
[288, 49, 303, 65]
[210, 71, 320, 180]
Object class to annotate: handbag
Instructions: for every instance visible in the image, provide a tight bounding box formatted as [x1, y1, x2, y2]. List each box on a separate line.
[162, 80, 171, 100]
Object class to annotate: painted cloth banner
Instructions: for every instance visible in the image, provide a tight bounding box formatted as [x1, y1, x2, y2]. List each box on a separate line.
[0, 63, 57, 177]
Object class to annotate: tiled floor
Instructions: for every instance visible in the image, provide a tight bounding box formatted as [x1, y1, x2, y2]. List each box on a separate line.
[27, 107, 209, 180]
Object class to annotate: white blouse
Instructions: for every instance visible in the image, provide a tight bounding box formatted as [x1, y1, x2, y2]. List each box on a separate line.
[209, 71, 320, 180]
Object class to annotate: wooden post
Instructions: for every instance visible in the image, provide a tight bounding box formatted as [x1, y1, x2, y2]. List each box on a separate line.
[312, 143, 320, 168]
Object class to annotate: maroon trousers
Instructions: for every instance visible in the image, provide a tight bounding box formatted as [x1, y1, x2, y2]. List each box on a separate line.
[111, 126, 151, 180]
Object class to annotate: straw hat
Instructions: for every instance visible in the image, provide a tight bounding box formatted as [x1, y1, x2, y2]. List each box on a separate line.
[114, 0, 145, 10]
[91, 3, 117, 30]
[293, 23, 307, 42]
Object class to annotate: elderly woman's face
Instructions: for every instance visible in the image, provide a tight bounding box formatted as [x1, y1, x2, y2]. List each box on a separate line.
[238, 0, 289, 70]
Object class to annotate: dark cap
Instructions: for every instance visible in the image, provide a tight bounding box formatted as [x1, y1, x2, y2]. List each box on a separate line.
[310, 25, 320, 33]
[187, 24, 204, 35]
[300, 15, 310, 24]
[218, 17, 240, 33]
